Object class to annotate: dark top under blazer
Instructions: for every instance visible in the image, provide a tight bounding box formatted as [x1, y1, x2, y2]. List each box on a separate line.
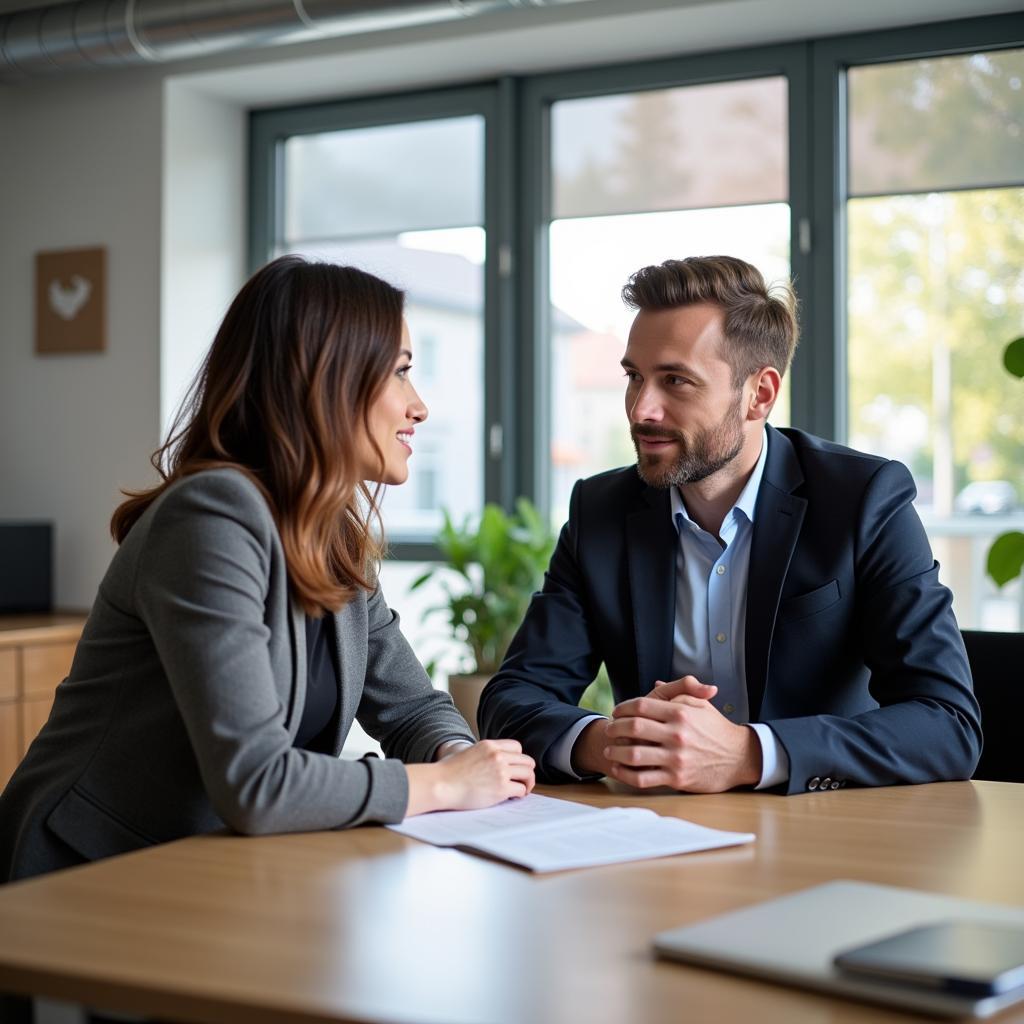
[478, 427, 982, 794]
[0, 469, 474, 882]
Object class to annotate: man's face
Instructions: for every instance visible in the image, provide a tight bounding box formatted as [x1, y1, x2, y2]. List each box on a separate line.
[622, 303, 746, 489]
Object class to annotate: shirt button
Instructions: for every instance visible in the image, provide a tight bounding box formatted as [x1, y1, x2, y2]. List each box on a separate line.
[830, 780, 840, 790]
[716, 565, 726, 575]
[716, 632, 727, 643]
[808, 777, 821, 791]
[821, 777, 832, 788]
[723, 703, 735, 715]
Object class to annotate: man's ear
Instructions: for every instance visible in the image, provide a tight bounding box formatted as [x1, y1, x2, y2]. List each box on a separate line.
[747, 366, 781, 421]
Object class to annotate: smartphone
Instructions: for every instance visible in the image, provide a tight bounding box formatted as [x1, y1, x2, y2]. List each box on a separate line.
[834, 921, 1024, 998]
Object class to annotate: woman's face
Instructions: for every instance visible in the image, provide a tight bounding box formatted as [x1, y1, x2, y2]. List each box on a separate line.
[360, 321, 428, 485]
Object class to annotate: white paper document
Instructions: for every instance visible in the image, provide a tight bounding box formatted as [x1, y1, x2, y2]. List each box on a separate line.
[388, 794, 755, 872]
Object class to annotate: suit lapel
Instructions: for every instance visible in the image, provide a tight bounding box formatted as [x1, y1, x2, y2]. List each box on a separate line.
[745, 427, 806, 720]
[626, 486, 677, 695]
[288, 601, 356, 755]
[285, 598, 307, 734]
[330, 603, 360, 754]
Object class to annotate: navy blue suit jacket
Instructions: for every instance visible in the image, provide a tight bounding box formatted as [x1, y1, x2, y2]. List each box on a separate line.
[478, 427, 982, 794]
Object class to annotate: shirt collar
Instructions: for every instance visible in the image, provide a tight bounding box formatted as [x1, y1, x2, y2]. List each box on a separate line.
[671, 427, 769, 534]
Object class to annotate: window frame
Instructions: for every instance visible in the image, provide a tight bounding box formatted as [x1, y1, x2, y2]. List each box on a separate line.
[517, 43, 813, 514]
[249, 82, 516, 560]
[810, 12, 1024, 443]
[249, 11, 1024, 558]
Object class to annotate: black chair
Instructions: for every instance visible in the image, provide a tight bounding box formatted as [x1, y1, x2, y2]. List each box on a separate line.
[962, 630, 1024, 783]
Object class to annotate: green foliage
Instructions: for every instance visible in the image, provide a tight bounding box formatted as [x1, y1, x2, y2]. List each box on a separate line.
[848, 189, 1024, 493]
[579, 664, 614, 717]
[1004, 336, 1024, 379]
[411, 499, 556, 676]
[988, 532, 1024, 589]
[987, 337, 1024, 590]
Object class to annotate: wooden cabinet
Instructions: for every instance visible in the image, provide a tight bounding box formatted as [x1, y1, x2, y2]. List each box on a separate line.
[0, 614, 86, 790]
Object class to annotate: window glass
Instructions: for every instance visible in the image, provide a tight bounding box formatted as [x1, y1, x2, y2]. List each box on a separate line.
[549, 78, 791, 524]
[552, 78, 787, 218]
[285, 117, 483, 239]
[278, 117, 486, 542]
[848, 49, 1024, 196]
[846, 53, 1024, 629]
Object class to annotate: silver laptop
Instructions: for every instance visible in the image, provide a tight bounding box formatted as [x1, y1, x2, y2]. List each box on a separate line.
[653, 880, 1024, 1018]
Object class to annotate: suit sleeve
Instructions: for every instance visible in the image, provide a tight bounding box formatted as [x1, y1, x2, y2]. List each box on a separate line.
[766, 460, 982, 794]
[478, 480, 605, 781]
[135, 473, 409, 833]
[357, 582, 476, 762]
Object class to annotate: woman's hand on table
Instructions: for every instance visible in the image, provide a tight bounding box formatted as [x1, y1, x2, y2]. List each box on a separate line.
[405, 740, 535, 816]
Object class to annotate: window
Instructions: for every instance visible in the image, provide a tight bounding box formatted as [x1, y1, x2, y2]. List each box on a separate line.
[250, 14, 1024, 635]
[547, 76, 791, 523]
[418, 334, 439, 383]
[255, 101, 490, 545]
[845, 47, 1024, 628]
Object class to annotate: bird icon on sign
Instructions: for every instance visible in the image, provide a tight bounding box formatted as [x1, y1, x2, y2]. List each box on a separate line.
[48, 275, 93, 321]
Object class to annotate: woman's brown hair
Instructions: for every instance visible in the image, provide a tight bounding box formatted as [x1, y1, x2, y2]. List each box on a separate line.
[111, 255, 403, 614]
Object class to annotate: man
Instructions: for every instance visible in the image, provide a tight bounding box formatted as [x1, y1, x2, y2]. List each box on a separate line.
[478, 256, 981, 794]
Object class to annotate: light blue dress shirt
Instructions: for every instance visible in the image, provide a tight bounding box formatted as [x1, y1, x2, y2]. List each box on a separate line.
[550, 429, 790, 789]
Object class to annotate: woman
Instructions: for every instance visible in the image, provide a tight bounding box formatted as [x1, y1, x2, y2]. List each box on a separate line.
[0, 256, 535, 883]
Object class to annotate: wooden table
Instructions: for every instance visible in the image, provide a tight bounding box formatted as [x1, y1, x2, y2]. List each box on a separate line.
[0, 781, 1021, 1024]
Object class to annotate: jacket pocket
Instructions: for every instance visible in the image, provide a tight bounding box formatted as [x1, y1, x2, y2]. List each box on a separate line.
[779, 579, 841, 621]
[45, 786, 157, 863]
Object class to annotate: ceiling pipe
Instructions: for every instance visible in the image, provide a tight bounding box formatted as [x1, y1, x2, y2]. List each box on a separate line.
[0, 0, 590, 80]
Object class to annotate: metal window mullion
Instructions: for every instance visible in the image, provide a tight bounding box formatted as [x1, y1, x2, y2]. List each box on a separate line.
[483, 76, 518, 513]
[782, 41, 815, 437]
[808, 40, 847, 443]
[247, 118, 282, 271]
[516, 76, 552, 517]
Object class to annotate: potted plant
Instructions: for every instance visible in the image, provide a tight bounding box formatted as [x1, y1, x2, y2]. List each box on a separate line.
[410, 498, 556, 734]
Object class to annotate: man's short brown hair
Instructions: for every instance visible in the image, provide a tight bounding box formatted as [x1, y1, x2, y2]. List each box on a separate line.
[622, 256, 799, 386]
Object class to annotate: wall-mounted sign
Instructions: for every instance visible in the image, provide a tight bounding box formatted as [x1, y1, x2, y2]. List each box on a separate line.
[35, 247, 106, 354]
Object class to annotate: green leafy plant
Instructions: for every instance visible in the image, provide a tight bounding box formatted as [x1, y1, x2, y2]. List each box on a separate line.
[580, 665, 614, 716]
[411, 498, 556, 676]
[986, 335, 1024, 588]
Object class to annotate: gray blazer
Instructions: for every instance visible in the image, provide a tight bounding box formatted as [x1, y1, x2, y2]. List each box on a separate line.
[0, 469, 474, 882]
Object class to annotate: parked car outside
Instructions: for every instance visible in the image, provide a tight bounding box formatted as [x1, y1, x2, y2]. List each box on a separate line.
[953, 480, 1019, 516]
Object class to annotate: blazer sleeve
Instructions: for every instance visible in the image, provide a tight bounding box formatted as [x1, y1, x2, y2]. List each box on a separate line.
[356, 581, 476, 762]
[766, 460, 983, 794]
[478, 479, 605, 781]
[134, 472, 410, 833]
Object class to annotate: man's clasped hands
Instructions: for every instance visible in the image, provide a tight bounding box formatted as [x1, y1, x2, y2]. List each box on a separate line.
[574, 675, 763, 792]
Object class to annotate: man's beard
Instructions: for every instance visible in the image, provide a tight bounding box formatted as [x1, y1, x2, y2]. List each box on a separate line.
[632, 393, 745, 489]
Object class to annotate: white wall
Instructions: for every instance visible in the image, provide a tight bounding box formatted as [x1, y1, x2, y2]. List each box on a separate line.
[161, 84, 247, 437]
[0, 73, 163, 608]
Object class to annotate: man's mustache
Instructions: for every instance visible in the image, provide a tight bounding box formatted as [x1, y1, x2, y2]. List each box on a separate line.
[631, 425, 684, 443]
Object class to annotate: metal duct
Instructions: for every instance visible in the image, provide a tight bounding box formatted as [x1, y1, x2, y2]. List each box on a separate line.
[0, 0, 585, 79]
